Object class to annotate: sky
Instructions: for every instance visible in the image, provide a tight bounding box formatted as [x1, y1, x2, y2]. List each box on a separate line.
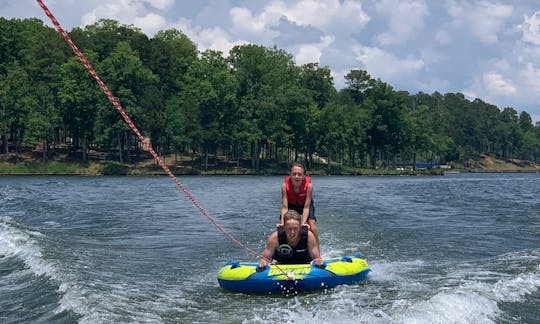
[2, 0, 540, 123]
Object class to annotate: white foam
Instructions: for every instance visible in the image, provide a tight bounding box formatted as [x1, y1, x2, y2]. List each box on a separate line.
[0, 185, 15, 205]
[378, 251, 540, 324]
[0, 216, 92, 318]
[0, 216, 56, 277]
[467, 267, 540, 304]
[320, 238, 371, 259]
[256, 252, 539, 324]
[368, 259, 426, 282]
[246, 294, 381, 324]
[396, 291, 500, 324]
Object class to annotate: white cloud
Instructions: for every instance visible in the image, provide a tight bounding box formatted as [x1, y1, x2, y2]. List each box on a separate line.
[353, 45, 424, 81]
[222, 0, 371, 71]
[143, 0, 174, 11]
[80, 3, 121, 27]
[173, 18, 248, 55]
[230, 7, 265, 34]
[228, 0, 369, 41]
[198, 27, 249, 54]
[415, 78, 451, 93]
[446, 0, 513, 44]
[229, 6, 278, 41]
[277, 0, 369, 31]
[420, 47, 445, 66]
[331, 68, 350, 89]
[483, 71, 517, 95]
[435, 29, 452, 45]
[518, 11, 540, 46]
[133, 13, 167, 35]
[294, 35, 335, 65]
[464, 60, 540, 115]
[375, 0, 429, 45]
[519, 62, 540, 91]
[81, 1, 147, 28]
[78, 0, 172, 35]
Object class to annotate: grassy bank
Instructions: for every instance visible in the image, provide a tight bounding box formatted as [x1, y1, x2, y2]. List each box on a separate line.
[0, 161, 444, 176]
[2, 148, 537, 176]
[0, 153, 444, 176]
[0, 160, 100, 175]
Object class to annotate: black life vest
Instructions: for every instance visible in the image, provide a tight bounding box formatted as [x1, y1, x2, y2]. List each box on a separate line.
[272, 226, 310, 264]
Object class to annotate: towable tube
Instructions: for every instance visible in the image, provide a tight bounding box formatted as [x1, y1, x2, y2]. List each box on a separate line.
[217, 253, 370, 294]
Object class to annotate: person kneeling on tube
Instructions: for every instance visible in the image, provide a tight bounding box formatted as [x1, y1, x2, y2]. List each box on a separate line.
[259, 210, 323, 269]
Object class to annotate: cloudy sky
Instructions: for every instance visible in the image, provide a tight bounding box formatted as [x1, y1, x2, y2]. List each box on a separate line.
[2, 0, 540, 122]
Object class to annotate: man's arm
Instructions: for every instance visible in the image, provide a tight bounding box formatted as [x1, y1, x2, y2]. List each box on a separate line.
[307, 231, 323, 266]
[259, 232, 278, 268]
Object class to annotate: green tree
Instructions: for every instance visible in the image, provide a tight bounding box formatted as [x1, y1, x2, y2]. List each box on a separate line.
[342, 102, 370, 167]
[344, 69, 374, 103]
[282, 85, 315, 163]
[518, 111, 534, 133]
[25, 85, 60, 161]
[97, 41, 159, 163]
[0, 62, 35, 154]
[228, 44, 301, 169]
[83, 19, 149, 61]
[317, 102, 347, 171]
[404, 103, 433, 168]
[24, 24, 69, 158]
[163, 96, 188, 160]
[364, 80, 407, 168]
[298, 63, 336, 167]
[144, 29, 197, 160]
[474, 100, 501, 155]
[184, 50, 238, 169]
[299, 63, 336, 109]
[496, 107, 523, 159]
[146, 29, 197, 95]
[0, 18, 45, 72]
[139, 84, 166, 157]
[58, 51, 102, 161]
[521, 129, 540, 162]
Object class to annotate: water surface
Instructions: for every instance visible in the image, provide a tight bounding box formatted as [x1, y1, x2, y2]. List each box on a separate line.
[1, 173, 539, 323]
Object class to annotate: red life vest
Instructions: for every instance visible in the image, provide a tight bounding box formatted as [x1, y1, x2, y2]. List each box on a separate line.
[285, 175, 311, 206]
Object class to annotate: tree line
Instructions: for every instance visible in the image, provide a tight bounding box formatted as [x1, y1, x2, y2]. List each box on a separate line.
[1, 17, 539, 170]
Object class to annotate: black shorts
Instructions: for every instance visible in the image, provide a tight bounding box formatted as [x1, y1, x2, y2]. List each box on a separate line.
[284, 200, 316, 221]
[307, 201, 316, 221]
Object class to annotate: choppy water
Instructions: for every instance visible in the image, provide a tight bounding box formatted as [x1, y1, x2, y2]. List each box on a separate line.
[1, 173, 539, 323]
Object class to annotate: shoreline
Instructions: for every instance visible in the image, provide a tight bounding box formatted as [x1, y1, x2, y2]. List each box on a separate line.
[1, 165, 538, 176]
[1, 152, 538, 176]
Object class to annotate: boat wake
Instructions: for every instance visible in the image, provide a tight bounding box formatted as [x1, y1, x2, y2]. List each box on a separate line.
[0, 216, 89, 321]
[245, 250, 540, 323]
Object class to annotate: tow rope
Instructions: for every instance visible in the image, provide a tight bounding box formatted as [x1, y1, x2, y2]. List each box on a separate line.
[35, 0, 263, 259]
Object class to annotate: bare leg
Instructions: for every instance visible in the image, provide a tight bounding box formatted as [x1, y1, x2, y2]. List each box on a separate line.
[308, 219, 320, 250]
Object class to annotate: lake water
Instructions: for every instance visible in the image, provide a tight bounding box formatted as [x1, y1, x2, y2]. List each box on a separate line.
[1, 173, 539, 323]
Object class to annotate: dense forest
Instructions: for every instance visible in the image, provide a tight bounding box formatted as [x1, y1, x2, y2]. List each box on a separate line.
[1, 17, 539, 171]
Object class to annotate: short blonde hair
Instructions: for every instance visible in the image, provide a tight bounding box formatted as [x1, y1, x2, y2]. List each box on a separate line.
[283, 209, 301, 223]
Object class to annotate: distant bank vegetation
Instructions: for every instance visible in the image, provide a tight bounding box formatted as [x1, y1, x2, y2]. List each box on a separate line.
[1, 18, 539, 175]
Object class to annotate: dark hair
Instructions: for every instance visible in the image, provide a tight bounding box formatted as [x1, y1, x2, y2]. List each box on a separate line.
[290, 161, 306, 173]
